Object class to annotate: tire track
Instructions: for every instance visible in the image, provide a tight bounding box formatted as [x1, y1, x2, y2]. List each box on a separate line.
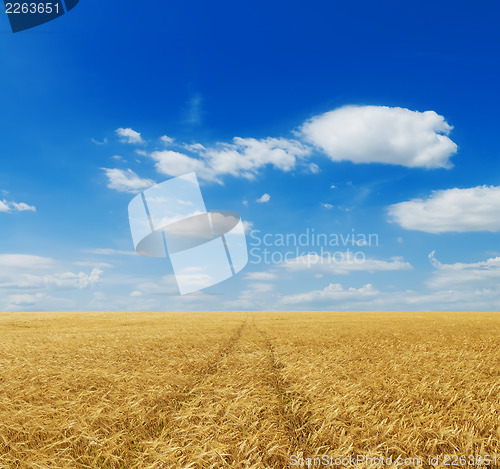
[143, 317, 248, 437]
[253, 319, 315, 460]
[155, 317, 248, 433]
[201, 316, 247, 378]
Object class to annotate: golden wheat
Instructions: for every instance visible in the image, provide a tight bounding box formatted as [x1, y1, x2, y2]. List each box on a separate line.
[0, 311, 498, 468]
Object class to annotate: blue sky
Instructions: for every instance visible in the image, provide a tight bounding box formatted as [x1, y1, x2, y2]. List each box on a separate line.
[1, 0, 500, 311]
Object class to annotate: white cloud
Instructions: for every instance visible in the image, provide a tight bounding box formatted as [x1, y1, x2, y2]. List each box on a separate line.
[115, 128, 144, 144]
[277, 281, 500, 311]
[300, 105, 457, 168]
[102, 168, 155, 193]
[85, 248, 135, 256]
[274, 251, 500, 311]
[242, 220, 254, 234]
[107, 104, 455, 189]
[282, 253, 412, 274]
[427, 251, 500, 289]
[256, 193, 271, 204]
[184, 143, 206, 152]
[150, 137, 310, 183]
[0, 254, 104, 293]
[150, 150, 215, 181]
[183, 94, 203, 125]
[0, 199, 36, 213]
[5, 292, 75, 312]
[8, 293, 45, 306]
[160, 135, 174, 144]
[74, 261, 114, 269]
[206, 137, 310, 179]
[135, 275, 184, 296]
[0, 200, 10, 212]
[244, 272, 278, 281]
[0, 254, 54, 269]
[281, 283, 378, 305]
[388, 185, 500, 233]
[308, 163, 320, 174]
[322, 203, 333, 209]
[224, 280, 279, 310]
[91, 138, 108, 145]
[10, 202, 36, 212]
[0, 268, 103, 290]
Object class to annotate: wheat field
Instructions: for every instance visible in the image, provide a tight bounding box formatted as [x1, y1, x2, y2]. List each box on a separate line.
[0, 311, 498, 468]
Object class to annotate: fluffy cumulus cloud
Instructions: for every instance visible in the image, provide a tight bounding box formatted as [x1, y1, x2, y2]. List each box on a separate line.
[116, 127, 144, 144]
[102, 168, 155, 193]
[300, 105, 457, 168]
[0, 199, 36, 213]
[282, 253, 412, 274]
[256, 193, 271, 203]
[150, 137, 311, 183]
[388, 185, 500, 233]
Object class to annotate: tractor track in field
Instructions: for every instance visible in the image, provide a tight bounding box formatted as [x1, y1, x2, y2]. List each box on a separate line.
[202, 315, 248, 376]
[166, 316, 248, 413]
[252, 319, 315, 459]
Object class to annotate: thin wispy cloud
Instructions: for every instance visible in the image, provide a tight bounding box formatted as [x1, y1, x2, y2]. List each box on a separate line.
[85, 248, 136, 256]
[91, 137, 108, 145]
[183, 94, 203, 125]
